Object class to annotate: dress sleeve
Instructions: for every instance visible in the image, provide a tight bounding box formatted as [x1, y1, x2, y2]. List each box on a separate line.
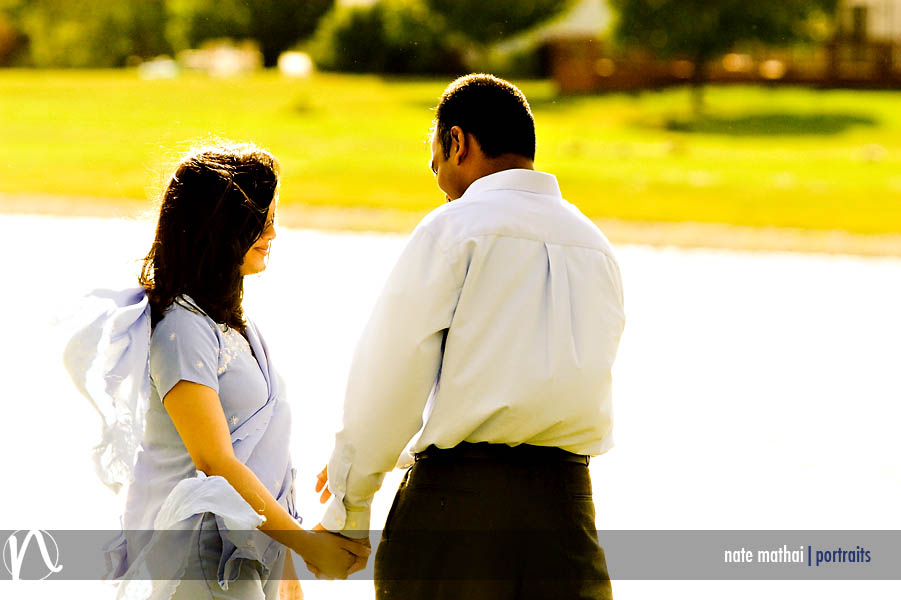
[149, 306, 221, 401]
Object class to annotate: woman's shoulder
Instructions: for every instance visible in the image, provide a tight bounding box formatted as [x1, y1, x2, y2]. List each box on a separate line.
[148, 297, 225, 396]
[151, 297, 222, 346]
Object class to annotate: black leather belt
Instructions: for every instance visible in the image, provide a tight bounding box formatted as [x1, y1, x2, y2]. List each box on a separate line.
[414, 441, 590, 465]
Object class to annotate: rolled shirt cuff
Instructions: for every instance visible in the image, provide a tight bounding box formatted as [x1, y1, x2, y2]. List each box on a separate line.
[320, 497, 371, 539]
[395, 447, 415, 469]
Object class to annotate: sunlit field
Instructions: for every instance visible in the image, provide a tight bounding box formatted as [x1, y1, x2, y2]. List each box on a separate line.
[1, 69, 900, 234]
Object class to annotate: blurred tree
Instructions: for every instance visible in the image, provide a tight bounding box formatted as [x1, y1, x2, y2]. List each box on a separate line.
[310, 0, 462, 74]
[0, 0, 28, 65]
[164, 0, 251, 53]
[127, 1, 169, 60]
[610, 0, 839, 112]
[425, 0, 571, 44]
[246, 0, 334, 67]
[166, 0, 333, 66]
[18, 0, 169, 67]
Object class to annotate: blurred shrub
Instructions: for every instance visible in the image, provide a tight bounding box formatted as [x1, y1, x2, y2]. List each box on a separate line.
[309, 0, 464, 74]
[0, 0, 27, 66]
[426, 0, 570, 45]
[168, 0, 333, 67]
[480, 43, 548, 78]
[247, 0, 334, 67]
[17, 0, 169, 67]
[165, 0, 251, 54]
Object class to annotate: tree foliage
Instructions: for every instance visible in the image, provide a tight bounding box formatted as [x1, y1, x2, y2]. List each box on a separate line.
[310, 0, 462, 74]
[164, 0, 251, 53]
[17, 0, 169, 67]
[4, 0, 334, 68]
[611, 0, 838, 67]
[247, 0, 334, 67]
[0, 0, 28, 65]
[425, 0, 571, 45]
[167, 0, 333, 66]
[610, 0, 838, 110]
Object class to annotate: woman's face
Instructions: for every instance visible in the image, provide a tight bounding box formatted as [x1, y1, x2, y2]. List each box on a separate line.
[240, 199, 277, 276]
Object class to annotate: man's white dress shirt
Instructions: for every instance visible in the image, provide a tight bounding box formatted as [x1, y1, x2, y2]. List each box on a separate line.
[321, 168, 625, 535]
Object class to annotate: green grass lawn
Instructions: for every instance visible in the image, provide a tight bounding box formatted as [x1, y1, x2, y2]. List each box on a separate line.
[1, 69, 899, 234]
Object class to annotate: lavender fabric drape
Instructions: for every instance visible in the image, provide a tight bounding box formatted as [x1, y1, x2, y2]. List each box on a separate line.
[65, 291, 298, 599]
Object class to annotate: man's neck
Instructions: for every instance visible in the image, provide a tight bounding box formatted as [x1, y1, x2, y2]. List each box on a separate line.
[470, 154, 534, 183]
[450, 151, 535, 201]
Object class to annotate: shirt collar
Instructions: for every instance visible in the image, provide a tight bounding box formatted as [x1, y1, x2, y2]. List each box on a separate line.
[461, 168, 561, 200]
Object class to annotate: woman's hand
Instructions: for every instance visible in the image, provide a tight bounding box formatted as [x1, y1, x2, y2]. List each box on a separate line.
[279, 551, 303, 600]
[279, 579, 303, 600]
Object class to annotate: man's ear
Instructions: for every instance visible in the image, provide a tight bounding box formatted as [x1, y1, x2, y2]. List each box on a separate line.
[450, 126, 469, 165]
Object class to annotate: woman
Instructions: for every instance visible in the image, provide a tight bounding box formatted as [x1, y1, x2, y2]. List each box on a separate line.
[64, 142, 368, 600]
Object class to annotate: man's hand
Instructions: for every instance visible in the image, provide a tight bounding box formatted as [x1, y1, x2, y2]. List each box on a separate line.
[311, 468, 371, 575]
[315, 465, 332, 503]
[346, 535, 371, 576]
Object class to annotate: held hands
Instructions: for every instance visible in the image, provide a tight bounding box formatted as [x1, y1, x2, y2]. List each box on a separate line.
[308, 466, 372, 579]
[301, 525, 370, 580]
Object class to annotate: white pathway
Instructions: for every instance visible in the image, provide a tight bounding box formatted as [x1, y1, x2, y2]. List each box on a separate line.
[0, 214, 898, 599]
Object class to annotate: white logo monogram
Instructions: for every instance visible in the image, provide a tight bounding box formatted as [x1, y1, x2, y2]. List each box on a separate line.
[2, 530, 63, 580]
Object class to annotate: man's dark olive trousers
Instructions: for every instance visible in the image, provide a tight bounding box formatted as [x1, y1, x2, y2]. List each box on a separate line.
[374, 442, 613, 599]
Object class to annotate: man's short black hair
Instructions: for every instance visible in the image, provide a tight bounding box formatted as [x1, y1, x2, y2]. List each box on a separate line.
[435, 73, 536, 161]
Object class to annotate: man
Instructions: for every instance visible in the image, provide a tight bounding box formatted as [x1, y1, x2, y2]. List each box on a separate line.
[316, 73, 625, 598]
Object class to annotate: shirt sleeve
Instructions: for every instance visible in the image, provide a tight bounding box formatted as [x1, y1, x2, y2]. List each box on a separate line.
[149, 306, 221, 401]
[320, 225, 461, 537]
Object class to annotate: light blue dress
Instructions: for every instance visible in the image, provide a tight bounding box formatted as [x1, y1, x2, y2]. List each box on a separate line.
[64, 291, 298, 599]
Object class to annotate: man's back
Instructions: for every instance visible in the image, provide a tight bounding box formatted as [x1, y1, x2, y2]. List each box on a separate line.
[414, 168, 625, 456]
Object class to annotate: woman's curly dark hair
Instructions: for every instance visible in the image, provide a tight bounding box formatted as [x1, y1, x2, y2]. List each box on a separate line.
[140, 142, 279, 331]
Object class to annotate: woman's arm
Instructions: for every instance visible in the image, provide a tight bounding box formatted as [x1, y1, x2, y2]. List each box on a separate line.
[280, 551, 303, 599]
[163, 380, 369, 578]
